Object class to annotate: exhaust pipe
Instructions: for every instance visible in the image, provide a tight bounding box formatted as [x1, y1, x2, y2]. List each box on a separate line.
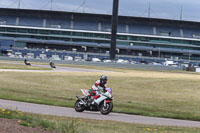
[76, 95, 87, 106]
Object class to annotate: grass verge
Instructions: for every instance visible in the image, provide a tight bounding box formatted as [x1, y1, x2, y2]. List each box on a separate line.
[1, 106, 200, 133]
[0, 70, 200, 121]
[0, 61, 200, 121]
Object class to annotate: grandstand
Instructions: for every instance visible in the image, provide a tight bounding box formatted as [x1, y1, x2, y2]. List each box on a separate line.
[0, 8, 200, 61]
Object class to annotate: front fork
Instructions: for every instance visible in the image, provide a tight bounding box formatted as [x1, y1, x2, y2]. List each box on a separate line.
[76, 95, 87, 106]
[104, 100, 107, 107]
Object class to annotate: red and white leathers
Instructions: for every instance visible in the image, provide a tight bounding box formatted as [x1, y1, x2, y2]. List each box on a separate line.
[89, 80, 106, 97]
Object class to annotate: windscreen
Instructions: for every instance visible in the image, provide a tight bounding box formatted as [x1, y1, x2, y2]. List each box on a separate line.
[106, 88, 112, 94]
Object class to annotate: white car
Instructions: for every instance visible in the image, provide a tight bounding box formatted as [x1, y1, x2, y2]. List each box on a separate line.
[123, 60, 129, 64]
[51, 55, 61, 60]
[116, 59, 129, 64]
[116, 59, 124, 63]
[130, 60, 136, 64]
[91, 58, 101, 62]
[74, 56, 84, 61]
[64, 56, 73, 61]
[103, 59, 112, 63]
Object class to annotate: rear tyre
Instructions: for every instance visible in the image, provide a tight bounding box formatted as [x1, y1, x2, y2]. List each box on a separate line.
[74, 99, 85, 112]
[100, 102, 113, 115]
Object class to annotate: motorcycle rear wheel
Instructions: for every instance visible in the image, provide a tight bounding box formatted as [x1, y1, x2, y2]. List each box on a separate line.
[100, 102, 113, 115]
[74, 99, 85, 112]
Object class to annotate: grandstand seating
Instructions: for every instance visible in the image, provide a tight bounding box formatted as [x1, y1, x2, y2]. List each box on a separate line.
[12, 48, 85, 59]
[0, 39, 14, 50]
[101, 23, 111, 32]
[117, 24, 126, 33]
[74, 21, 98, 31]
[2, 8, 200, 62]
[46, 18, 70, 29]
[1, 13, 200, 39]
[129, 25, 153, 35]
[19, 17, 43, 27]
[182, 28, 200, 38]
[0, 16, 16, 25]
[156, 26, 180, 37]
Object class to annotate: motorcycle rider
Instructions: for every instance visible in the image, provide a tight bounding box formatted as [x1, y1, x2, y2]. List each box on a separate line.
[49, 61, 56, 68]
[24, 59, 31, 66]
[87, 75, 108, 105]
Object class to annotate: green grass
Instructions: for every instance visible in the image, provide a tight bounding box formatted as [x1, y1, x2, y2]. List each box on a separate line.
[1, 61, 200, 121]
[0, 63, 51, 70]
[1, 107, 200, 133]
[0, 68, 200, 121]
[0, 107, 85, 133]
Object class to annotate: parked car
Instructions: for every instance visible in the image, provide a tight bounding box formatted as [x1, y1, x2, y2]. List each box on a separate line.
[91, 58, 101, 62]
[64, 56, 73, 61]
[151, 62, 163, 66]
[140, 60, 148, 64]
[103, 59, 112, 63]
[116, 59, 125, 63]
[130, 60, 137, 64]
[74, 56, 84, 61]
[51, 55, 61, 60]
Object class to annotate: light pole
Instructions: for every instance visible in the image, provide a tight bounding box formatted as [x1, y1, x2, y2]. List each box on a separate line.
[110, 0, 119, 60]
[189, 50, 191, 62]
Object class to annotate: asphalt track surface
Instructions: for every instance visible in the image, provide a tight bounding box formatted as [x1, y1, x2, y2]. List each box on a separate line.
[0, 99, 200, 127]
[1, 62, 200, 127]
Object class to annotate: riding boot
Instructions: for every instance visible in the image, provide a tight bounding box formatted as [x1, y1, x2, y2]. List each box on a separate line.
[87, 96, 94, 106]
[94, 102, 99, 110]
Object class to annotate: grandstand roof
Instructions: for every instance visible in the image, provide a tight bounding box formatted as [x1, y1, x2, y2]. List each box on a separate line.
[0, 8, 200, 29]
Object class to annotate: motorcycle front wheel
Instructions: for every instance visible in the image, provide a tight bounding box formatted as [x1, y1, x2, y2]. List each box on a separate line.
[74, 99, 85, 112]
[100, 102, 113, 115]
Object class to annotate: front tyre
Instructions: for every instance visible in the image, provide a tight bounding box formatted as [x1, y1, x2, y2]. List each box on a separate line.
[74, 99, 85, 112]
[100, 102, 113, 115]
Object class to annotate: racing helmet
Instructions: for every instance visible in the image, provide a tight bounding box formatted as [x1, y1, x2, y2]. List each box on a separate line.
[100, 75, 108, 84]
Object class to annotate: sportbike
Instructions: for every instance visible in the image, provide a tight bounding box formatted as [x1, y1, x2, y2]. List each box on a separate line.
[74, 88, 113, 115]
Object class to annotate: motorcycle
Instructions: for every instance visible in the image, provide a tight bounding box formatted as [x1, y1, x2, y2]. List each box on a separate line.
[74, 88, 113, 115]
[24, 59, 31, 66]
[50, 61, 56, 68]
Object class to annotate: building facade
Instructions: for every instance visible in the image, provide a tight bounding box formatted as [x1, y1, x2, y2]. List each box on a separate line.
[0, 8, 200, 61]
